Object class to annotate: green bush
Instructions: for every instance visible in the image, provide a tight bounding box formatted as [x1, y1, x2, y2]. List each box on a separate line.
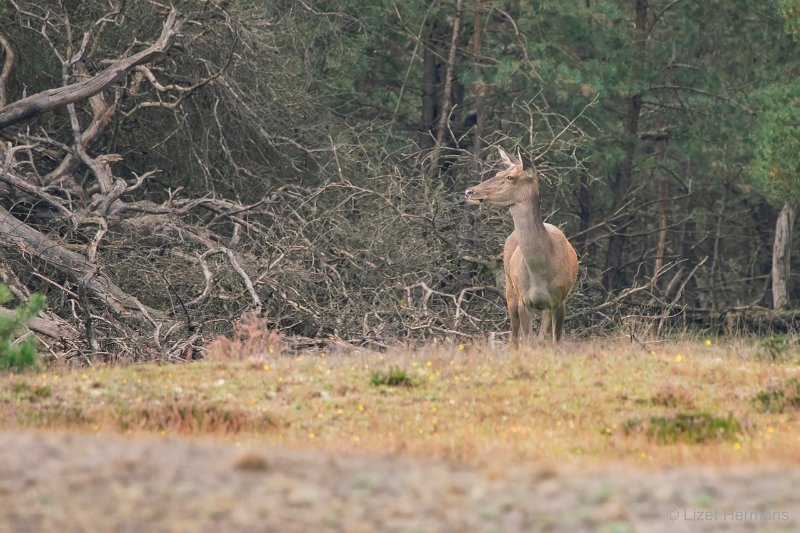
[623, 412, 742, 444]
[0, 284, 46, 371]
[753, 378, 800, 413]
[647, 413, 741, 444]
[370, 367, 415, 388]
[757, 336, 793, 362]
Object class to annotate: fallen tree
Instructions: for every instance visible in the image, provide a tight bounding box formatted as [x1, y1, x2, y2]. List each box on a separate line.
[0, 4, 238, 360]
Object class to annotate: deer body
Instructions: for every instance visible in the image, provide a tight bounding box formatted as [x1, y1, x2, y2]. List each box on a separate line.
[466, 147, 578, 345]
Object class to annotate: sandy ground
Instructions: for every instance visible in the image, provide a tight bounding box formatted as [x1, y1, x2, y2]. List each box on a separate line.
[0, 430, 798, 533]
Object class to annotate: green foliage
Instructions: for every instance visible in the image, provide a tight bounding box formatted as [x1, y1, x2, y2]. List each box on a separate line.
[645, 413, 741, 444]
[751, 80, 800, 206]
[777, 0, 800, 38]
[370, 367, 415, 387]
[11, 382, 52, 400]
[756, 335, 794, 361]
[753, 378, 800, 413]
[0, 284, 46, 372]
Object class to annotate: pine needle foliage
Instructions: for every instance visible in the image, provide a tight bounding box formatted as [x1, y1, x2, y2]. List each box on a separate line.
[0, 284, 46, 371]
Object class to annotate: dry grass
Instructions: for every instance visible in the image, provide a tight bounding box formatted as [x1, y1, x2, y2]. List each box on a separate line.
[2, 338, 800, 468]
[204, 314, 284, 363]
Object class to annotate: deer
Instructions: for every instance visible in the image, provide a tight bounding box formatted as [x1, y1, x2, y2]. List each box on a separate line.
[465, 146, 578, 345]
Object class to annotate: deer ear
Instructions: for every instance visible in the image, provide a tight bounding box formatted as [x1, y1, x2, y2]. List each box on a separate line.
[515, 148, 524, 168]
[497, 146, 520, 168]
[516, 150, 537, 174]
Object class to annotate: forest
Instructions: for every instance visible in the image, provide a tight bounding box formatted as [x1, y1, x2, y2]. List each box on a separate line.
[1, 0, 800, 361]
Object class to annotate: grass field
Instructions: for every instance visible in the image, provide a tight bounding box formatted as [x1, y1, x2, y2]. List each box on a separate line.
[3, 337, 800, 469]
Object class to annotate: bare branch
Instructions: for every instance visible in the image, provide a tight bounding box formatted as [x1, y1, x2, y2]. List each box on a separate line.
[0, 34, 14, 109]
[0, 8, 182, 129]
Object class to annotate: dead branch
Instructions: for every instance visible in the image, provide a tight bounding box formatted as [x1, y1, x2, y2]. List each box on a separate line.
[0, 307, 79, 343]
[0, 7, 181, 130]
[0, 204, 159, 323]
[0, 33, 14, 109]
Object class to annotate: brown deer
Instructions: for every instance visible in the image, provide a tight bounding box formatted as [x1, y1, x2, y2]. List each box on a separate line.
[465, 147, 578, 345]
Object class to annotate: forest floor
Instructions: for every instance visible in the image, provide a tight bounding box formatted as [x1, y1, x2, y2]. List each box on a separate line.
[2, 338, 800, 531]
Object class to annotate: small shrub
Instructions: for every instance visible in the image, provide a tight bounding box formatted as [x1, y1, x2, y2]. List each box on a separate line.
[10, 382, 51, 400]
[753, 378, 800, 413]
[621, 417, 642, 434]
[647, 412, 741, 444]
[34, 384, 52, 398]
[650, 382, 694, 408]
[0, 284, 46, 372]
[205, 313, 284, 362]
[117, 399, 278, 433]
[757, 336, 793, 361]
[370, 367, 414, 387]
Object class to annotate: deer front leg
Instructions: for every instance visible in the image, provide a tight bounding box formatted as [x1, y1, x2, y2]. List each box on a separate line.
[537, 309, 552, 343]
[518, 303, 535, 344]
[553, 302, 566, 343]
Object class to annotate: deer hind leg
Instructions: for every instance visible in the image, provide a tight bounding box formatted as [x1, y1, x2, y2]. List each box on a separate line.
[553, 302, 566, 343]
[537, 309, 552, 343]
[507, 299, 521, 348]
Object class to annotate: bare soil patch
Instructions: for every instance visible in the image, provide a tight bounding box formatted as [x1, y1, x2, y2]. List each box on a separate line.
[1, 430, 798, 532]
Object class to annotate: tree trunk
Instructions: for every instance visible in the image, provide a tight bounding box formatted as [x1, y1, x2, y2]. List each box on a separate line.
[577, 173, 592, 258]
[603, 0, 647, 292]
[428, 0, 463, 179]
[653, 135, 668, 285]
[458, 0, 483, 287]
[654, 176, 667, 275]
[772, 202, 795, 309]
[419, 15, 443, 152]
[0, 204, 160, 322]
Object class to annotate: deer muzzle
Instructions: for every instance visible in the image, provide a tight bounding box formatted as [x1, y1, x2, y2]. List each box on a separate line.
[464, 188, 482, 204]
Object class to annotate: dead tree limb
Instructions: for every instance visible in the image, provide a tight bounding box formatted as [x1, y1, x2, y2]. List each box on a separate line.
[0, 8, 181, 130]
[0, 307, 79, 343]
[0, 204, 159, 323]
[0, 33, 14, 109]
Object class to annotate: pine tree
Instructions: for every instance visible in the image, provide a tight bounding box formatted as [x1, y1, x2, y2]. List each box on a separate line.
[0, 285, 46, 371]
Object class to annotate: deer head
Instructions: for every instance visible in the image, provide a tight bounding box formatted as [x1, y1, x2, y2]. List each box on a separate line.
[465, 146, 539, 206]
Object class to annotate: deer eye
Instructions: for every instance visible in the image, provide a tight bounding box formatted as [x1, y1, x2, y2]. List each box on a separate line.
[505, 174, 515, 182]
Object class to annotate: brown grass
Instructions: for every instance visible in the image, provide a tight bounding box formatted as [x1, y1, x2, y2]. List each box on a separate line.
[204, 313, 284, 362]
[649, 380, 695, 408]
[2, 338, 800, 468]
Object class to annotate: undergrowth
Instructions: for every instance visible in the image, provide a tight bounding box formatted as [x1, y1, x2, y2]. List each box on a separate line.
[753, 378, 800, 413]
[0, 284, 46, 372]
[625, 413, 742, 444]
[370, 367, 415, 387]
[2, 339, 800, 466]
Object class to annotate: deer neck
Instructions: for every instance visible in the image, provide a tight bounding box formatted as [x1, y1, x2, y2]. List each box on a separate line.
[509, 196, 550, 268]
